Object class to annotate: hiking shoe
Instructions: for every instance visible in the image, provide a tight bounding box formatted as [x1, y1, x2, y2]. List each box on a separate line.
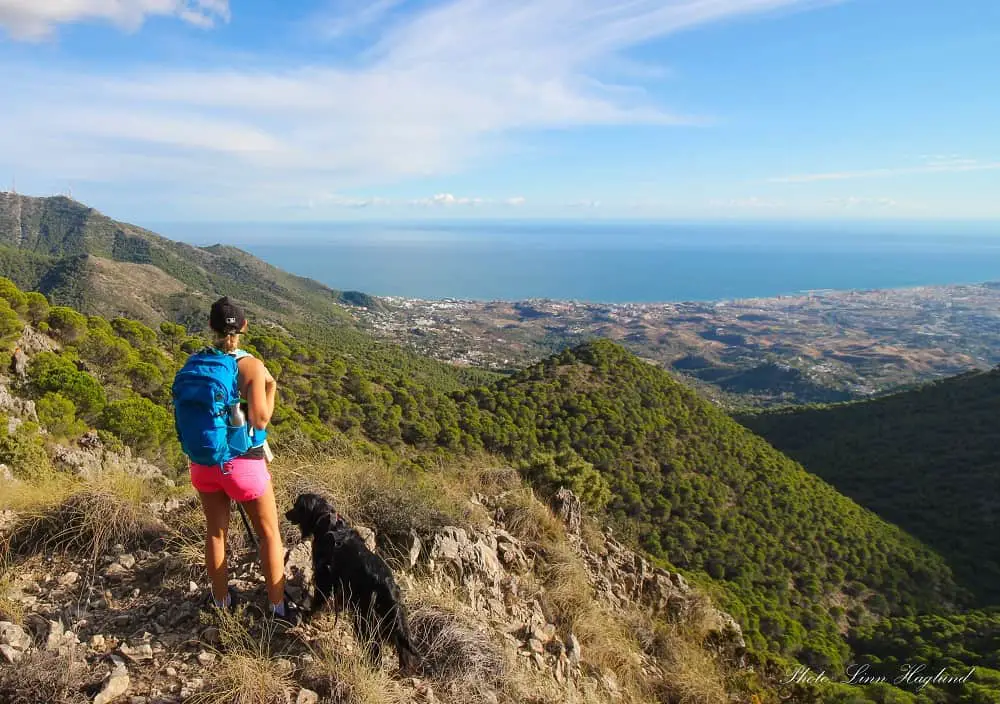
[267, 596, 305, 630]
[202, 586, 242, 614]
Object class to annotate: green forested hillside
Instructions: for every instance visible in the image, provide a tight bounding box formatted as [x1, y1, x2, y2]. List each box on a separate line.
[448, 342, 967, 667]
[739, 370, 1000, 605]
[0, 193, 366, 326]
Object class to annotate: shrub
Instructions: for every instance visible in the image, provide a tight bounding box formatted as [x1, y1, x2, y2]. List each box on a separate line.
[0, 420, 52, 479]
[8, 473, 167, 560]
[518, 450, 612, 511]
[99, 396, 174, 454]
[0, 649, 88, 704]
[407, 601, 509, 688]
[77, 330, 136, 379]
[28, 351, 106, 418]
[111, 317, 157, 348]
[304, 637, 405, 704]
[188, 610, 294, 704]
[128, 361, 165, 397]
[36, 392, 85, 438]
[24, 291, 49, 324]
[0, 299, 23, 338]
[46, 306, 88, 343]
[0, 277, 27, 314]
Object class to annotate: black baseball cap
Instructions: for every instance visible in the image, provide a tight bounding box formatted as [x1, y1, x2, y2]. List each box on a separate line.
[209, 297, 247, 335]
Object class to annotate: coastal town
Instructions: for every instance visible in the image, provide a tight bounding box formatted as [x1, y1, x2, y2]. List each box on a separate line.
[354, 283, 1000, 405]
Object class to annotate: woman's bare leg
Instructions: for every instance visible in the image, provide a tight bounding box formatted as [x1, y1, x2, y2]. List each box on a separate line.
[241, 482, 286, 608]
[198, 490, 231, 603]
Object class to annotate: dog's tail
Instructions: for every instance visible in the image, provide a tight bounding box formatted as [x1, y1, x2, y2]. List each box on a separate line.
[394, 630, 421, 675]
[393, 607, 421, 675]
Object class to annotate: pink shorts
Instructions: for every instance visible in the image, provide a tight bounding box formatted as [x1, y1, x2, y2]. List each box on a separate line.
[190, 457, 271, 502]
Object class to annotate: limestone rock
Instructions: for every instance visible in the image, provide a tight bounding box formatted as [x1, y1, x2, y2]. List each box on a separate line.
[0, 621, 31, 653]
[94, 663, 130, 704]
[355, 525, 377, 553]
[0, 381, 36, 420]
[296, 688, 319, 704]
[120, 642, 154, 662]
[408, 529, 422, 569]
[552, 487, 582, 535]
[17, 325, 58, 356]
[565, 634, 581, 667]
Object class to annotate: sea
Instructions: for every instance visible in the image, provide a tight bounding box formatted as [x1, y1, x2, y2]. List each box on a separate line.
[156, 221, 1000, 303]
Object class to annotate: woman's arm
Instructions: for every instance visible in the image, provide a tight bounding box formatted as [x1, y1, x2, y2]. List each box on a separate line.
[239, 357, 276, 430]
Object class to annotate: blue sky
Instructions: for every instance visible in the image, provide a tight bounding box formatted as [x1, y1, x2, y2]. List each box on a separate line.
[0, 0, 998, 222]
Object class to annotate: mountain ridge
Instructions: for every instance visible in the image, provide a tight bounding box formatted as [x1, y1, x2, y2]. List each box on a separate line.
[0, 192, 377, 328]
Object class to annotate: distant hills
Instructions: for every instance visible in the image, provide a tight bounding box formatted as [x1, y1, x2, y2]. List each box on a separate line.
[740, 369, 1000, 605]
[0, 193, 378, 328]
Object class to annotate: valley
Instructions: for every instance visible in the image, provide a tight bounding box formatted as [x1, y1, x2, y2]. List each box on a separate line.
[360, 283, 1000, 405]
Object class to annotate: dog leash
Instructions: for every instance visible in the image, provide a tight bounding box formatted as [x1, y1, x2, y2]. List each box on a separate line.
[236, 503, 259, 554]
[236, 502, 305, 616]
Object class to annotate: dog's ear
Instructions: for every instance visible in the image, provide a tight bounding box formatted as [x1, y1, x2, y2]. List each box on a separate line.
[286, 493, 324, 538]
[285, 494, 308, 525]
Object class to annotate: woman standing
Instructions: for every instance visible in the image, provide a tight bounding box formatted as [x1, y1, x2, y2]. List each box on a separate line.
[185, 297, 292, 619]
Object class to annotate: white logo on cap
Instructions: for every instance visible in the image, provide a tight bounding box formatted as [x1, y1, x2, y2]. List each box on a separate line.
[226, 317, 236, 324]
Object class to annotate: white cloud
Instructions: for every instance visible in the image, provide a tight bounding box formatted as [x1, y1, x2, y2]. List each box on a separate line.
[314, 0, 406, 39]
[0, 0, 833, 215]
[710, 196, 782, 209]
[412, 193, 479, 206]
[410, 193, 526, 207]
[0, 0, 230, 40]
[827, 196, 897, 208]
[770, 156, 1000, 184]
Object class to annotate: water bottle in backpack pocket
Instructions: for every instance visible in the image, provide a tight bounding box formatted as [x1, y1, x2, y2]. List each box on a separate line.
[172, 349, 252, 466]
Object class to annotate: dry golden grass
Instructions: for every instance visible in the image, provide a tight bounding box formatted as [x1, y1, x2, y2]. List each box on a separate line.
[651, 629, 728, 704]
[188, 609, 293, 704]
[0, 473, 76, 513]
[497, 488, 566, 548]
[537, 541, 592, 631]
[495, 489, 717, 704]
[0, 648, 88, 704]
[305, 635, 406, 704]
[0, 548, 23, 624]
[162, 497, 206, 570]
[407, 593, 510, 688]
[273, 456, 502, 559]
[7, 471, 167, 561]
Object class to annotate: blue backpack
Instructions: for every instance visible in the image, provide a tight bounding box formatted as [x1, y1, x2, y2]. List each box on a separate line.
[172, 348, 251, 466]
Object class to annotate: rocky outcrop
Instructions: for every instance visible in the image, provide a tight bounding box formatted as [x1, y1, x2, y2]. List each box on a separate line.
[409, 489, 744, 683]
[0, 621, 32, 663]
[16, 326, 58, 357]
[0, 485, 746, 702]
[51, 433, 172, 485]
[0, 377, 36, 422]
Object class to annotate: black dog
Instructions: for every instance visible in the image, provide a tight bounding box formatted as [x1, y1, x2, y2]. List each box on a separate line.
[285, 493, 419, 673]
